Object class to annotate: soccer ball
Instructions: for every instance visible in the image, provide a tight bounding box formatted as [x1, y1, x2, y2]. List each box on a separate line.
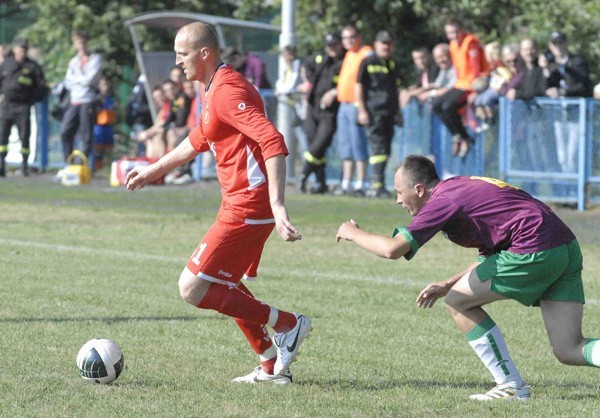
[76, 338, 124, 384]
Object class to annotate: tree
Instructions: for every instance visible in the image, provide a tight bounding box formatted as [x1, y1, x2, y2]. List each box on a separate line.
[17, 0, 235, 85]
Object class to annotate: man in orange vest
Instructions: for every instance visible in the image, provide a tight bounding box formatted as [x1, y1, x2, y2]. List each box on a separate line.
[432, 18, 487, 158]
[334, 24, 373, 196]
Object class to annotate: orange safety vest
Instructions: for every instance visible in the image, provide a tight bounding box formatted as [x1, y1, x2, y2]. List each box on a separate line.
[450, 33, 488, 91]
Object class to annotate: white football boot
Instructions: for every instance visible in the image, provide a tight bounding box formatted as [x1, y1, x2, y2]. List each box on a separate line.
[273, 314, 312, 376]
[231, 366, 292, 385]
[469, 383, 531, 401]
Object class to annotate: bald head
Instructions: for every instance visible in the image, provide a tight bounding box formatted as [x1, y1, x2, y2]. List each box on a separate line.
[175, 22, 221, 84]
[432, 43, 451, 69]
[177, 22, 220, 52]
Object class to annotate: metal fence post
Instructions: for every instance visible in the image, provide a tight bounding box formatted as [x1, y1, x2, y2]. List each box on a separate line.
[577, 98, 587, 211]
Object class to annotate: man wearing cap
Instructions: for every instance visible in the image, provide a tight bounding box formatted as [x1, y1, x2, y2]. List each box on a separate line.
[540, 31, 592, 192]
[356, 30, 402, 198]
[0, 37, 47, 177]
[298, 32, 346, 194]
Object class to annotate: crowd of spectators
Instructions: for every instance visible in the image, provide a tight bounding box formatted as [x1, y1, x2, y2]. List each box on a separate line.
[2, 17, 600, 195]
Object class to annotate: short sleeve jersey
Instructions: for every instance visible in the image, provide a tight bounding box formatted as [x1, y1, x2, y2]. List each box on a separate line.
[395, 176, 575, 259]
[189, 65, 288, 220]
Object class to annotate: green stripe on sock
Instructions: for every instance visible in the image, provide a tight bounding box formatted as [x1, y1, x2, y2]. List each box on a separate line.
[465, 317, 496, 341]
[487, 333, 511, 376]
[583, 338, 598, 366]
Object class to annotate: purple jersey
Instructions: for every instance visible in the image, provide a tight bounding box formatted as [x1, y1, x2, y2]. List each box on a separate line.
[397, 176, 575, 259]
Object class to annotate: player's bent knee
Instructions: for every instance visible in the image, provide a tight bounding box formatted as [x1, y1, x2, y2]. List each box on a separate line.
[178, 269, 209, 306]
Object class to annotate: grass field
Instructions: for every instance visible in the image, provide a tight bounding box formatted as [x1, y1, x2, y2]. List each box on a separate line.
[1, 174, 600, 416]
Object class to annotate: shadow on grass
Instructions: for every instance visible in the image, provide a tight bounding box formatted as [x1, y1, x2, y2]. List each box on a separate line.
[0, 315, 207, 324]
[299, 378, 600, 393]
[298, 378, 484, 391]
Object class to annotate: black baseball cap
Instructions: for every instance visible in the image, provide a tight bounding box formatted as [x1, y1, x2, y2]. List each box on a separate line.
[325, 32, 341, 46]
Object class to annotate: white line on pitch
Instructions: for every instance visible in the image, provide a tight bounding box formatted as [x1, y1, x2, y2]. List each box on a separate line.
[2, 237, 598, 306]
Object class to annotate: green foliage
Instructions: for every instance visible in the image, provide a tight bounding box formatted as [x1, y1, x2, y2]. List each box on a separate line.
[15, 0, 235, 85]
[14, 0, 600, 90]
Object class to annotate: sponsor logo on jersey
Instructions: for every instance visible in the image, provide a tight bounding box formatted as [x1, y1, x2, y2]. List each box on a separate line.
[218, 270, 233, 278]
[237, 102, 246, 110]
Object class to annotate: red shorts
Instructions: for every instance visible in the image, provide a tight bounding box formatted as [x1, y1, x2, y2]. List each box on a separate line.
[185, 209, 275, 286]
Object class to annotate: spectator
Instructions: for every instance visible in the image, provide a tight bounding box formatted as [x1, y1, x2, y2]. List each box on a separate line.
[169, 65, 185, 89]
[0, 36, 47, 177]
[335, 23, 373, 196]
[60, 30, 103, 164]
[540, 31, 592, 179]
[222, 47, 271, 89]
[93, 77, 116, 171]
[298, 32, 346, 194]
[507, 39, 550, 193]
[136, 79, 179, 159]
[275, 45, 305, 181]
[356, 30, 402, 198]
[432, 18, 487, 158]
[416, 43, 456, 103]
[165, 79, 195, 185]
[125, 74, 153, 156]
[473, 44, 523, 132]
[400, 47, 439, 108]
[506, 39, 546, 101]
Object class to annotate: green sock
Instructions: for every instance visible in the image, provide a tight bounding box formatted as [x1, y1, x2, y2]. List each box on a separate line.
[583, 339, 600, 367]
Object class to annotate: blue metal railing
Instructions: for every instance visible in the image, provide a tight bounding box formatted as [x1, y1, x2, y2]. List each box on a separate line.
[32, 92, 600, 210]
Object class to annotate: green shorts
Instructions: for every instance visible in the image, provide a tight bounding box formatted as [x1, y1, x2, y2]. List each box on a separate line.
[475, 239, 585, 307]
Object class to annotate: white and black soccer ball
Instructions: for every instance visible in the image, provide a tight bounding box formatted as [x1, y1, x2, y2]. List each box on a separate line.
[76, 338, 124, 384]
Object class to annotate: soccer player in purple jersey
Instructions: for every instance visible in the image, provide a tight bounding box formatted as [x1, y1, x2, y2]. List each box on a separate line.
[336, 154, 600, 401]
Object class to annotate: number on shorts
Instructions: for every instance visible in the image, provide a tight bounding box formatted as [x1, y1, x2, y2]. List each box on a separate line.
[470, 176, 520, 190]
[191, 242, 207, 265]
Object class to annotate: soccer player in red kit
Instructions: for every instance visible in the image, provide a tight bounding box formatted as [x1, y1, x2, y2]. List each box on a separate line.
[125, 22, 312, 384]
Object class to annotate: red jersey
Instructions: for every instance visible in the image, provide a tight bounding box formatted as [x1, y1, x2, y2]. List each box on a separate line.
[189, 65, 288, 221]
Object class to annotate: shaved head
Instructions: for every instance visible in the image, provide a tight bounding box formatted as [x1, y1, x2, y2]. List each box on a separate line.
[177, 22, 220, 51]
[175, 22, 221, 84]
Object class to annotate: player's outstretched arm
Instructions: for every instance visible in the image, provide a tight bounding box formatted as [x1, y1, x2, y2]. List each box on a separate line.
[336, 219, 411, 259]
[265, 154, 301, 242]
[125, 138, 200, 191]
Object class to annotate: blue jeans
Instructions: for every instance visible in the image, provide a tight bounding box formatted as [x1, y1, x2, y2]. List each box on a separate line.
[336, 103, 369, 161]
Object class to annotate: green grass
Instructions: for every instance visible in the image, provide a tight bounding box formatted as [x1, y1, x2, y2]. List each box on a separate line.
[1, 174, 600, 416]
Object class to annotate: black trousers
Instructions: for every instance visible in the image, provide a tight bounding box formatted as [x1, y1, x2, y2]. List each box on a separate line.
[366, 114, 394, 187]
[303, 105, 337, 160]
[0, 102, 32, 152]
[60, 102, 96, 162]
[431, 88, 469, 138]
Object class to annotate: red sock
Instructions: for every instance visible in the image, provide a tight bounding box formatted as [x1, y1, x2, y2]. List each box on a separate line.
[234, 283, 273, 355]
[273, 311, 297, 333]
[197, 283, 270, 325]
